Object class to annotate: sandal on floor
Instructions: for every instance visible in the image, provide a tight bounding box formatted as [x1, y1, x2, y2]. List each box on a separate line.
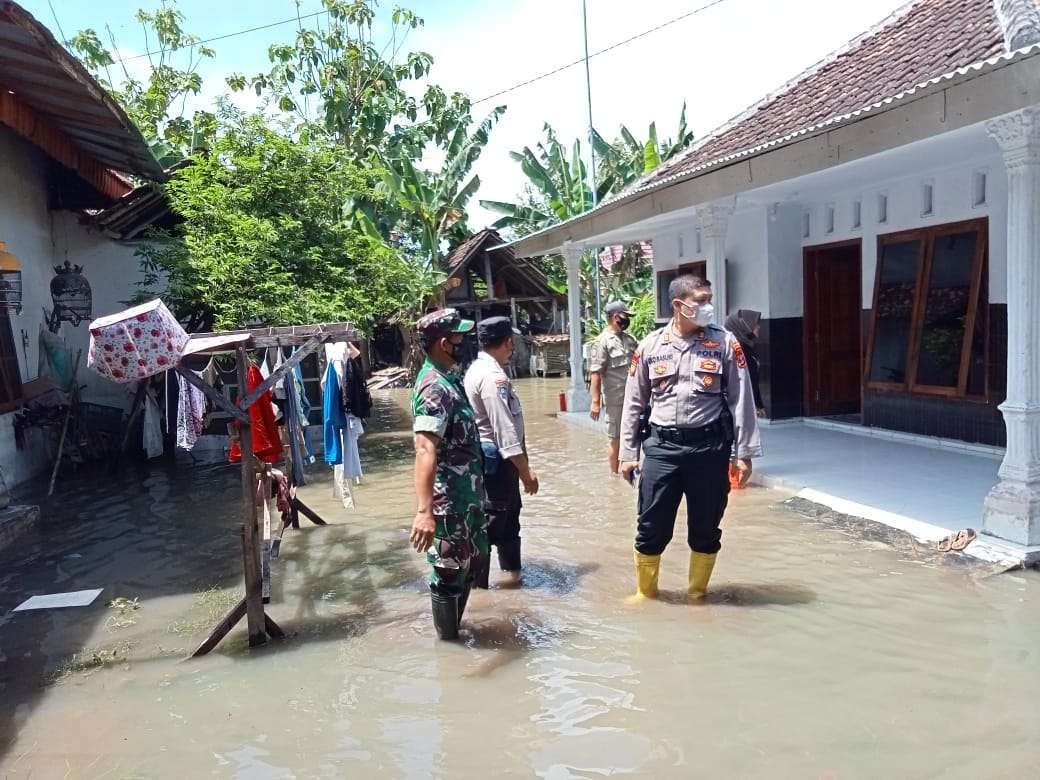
[937, 533, 956, 553]
[950, 528, 977, 551]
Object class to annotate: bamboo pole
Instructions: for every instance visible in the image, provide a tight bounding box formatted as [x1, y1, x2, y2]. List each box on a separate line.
[236, 345, 266, 647]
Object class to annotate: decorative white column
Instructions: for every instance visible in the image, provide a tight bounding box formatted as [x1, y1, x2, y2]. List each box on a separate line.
[983, 106, 1040, 547]
[698, 201, 734, 323]
[562, 241, 591, 412]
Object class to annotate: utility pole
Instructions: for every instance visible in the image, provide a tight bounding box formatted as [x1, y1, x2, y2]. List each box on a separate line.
[582, 0, 602, 322]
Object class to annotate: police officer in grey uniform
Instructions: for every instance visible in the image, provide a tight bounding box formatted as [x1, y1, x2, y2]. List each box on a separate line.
[589, 301, 640, 475]
[464, 316, 540, 587]
[619, 275, 762, 601]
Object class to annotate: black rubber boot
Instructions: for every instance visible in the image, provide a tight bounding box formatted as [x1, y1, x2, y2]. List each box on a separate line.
[430, 589, 459, 640]
[497, 539, 522, 573]
[457, 581, 472, 627]
[472, 554, 491, 590]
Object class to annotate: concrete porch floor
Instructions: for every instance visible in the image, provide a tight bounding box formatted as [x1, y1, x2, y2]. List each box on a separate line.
[558, 412, 1040, 568]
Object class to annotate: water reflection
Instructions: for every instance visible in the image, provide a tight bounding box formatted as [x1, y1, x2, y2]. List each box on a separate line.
[0, 379, 1038, 778]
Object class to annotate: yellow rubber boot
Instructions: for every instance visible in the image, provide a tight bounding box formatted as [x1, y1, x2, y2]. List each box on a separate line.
[687, 552, 717, 600]
[625, 551, 661, 603]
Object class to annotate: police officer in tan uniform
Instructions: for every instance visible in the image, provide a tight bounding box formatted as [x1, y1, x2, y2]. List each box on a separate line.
[464, 317, 539, 587]
[619, 275, 762, 601]
[589, 301, 640, 474]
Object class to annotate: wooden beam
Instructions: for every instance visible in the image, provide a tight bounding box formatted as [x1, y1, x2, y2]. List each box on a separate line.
[191, 597, 247, 657]
[293, 497, 328, 526]
[190, 322, 360, 348]
[237, 345, 267, 648]
[238, 334, 324, 411]
[175, 365, 249, 423]
[483, 252, 494, 301]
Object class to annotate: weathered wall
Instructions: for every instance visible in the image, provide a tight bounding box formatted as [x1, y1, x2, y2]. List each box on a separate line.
[0, 126, 148, 485]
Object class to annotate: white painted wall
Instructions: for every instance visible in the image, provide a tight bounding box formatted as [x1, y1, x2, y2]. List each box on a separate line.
[724, 208, 769, 316]
[0, 126, 149, 486]
[650, 207, 771, 320]
[797, 155, 1008, 312]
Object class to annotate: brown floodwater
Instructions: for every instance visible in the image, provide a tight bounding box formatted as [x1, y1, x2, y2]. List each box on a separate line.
[1, 377, 1038, 778]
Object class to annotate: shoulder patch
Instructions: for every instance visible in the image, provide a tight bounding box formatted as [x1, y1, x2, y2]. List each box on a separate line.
[733, 341, 747, 369]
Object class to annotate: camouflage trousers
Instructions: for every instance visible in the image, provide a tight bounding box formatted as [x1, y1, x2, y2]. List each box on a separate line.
[428, 508, 489, 594]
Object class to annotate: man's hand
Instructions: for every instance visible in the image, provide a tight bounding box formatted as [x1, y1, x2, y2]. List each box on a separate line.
[410, 510, 436, 553]
[735, 458, 753, 487]
[621, 460, 639, 483]
[521, 468, 540, 495]
[589, 400, 601, 421]
[756, 407, 767, 419]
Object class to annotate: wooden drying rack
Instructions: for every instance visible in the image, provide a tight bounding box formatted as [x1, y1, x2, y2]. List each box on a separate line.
[175, 322, 360, 656]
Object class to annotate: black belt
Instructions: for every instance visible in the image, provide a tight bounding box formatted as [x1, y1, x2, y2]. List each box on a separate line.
[651, 421, 730, 445]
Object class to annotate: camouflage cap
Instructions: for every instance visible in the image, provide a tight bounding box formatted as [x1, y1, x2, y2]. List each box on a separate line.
[416, 308, 475, 339]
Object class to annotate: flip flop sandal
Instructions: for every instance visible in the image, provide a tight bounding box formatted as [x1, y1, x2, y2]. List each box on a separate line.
[937, 534, 956, 553]
[950, 528, 977, 551]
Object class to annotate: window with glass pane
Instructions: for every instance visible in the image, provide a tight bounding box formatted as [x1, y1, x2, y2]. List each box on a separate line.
[868, 239, 921, 384]
[914, 231, 978, 388]
[965, 267, 988, 397]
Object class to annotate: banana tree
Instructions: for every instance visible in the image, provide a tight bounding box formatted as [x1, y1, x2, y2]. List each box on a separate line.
[382, 106, 505, 265]
[593, 103, 694, 196]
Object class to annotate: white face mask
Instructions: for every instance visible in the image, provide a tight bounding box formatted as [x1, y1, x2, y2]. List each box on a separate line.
[678, 301, 715, 326]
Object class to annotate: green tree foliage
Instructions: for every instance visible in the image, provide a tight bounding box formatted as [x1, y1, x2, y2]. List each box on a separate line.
[228, 0, 472, 161]
[480, 107, 694, 325]
[136, 113, 416, 333]
[381, 106, 505, 265]
[69, 2, 216, 158]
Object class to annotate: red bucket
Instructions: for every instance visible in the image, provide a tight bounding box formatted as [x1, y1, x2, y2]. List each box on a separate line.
[559, 392, 567, 412]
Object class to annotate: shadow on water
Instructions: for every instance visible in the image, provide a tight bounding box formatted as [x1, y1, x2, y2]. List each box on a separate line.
[655, 581, 817, 607]
[507, 559, 601, 596]
[0, 391, 418, 763]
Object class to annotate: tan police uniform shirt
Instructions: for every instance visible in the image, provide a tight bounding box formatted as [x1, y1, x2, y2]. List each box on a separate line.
[588, 329, 639, 409]
[463, 351, 525, 458]
[619, 320, 763, 463]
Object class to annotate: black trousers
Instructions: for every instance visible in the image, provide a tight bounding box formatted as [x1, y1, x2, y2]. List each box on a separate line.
[485, 457, 522, 547]
[635, 434, 731, 556]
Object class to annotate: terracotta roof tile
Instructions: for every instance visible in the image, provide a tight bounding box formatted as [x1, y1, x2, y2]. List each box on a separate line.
[638, 0, 1015, 189]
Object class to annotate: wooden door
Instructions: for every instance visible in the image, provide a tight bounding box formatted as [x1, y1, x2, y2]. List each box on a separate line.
[804, 241, 862, 416]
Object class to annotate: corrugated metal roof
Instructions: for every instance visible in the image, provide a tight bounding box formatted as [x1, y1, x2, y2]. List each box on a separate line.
[0, 1, 164, 181]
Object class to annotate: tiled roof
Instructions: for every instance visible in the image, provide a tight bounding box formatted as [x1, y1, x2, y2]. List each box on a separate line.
[444, 228, 497, 274]
[634, 0, 1025, 192]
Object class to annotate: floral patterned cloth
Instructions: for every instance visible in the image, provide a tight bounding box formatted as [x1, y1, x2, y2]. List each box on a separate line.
[87, 300, 189, 383]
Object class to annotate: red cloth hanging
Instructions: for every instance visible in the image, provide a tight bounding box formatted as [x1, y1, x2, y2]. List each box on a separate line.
[229, 364, 283, 464]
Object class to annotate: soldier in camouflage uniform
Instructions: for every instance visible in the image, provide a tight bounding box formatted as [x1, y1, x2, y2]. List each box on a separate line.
[410, 308, 488, 640]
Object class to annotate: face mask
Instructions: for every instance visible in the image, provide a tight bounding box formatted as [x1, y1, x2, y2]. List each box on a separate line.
[677, 301, 715, 326]
[616, 316, 631, 331]
[443, 337, 461, 360]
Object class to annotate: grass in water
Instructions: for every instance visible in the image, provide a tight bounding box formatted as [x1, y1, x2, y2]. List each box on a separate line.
[167, 586, 240, 637]
[105, 596, 140, 630]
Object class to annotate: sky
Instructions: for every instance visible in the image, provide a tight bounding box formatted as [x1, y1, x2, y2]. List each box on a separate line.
[23, 0, 912, 228]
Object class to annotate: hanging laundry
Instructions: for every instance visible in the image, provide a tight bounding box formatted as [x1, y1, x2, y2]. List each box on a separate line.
[343, 414, 364, 480]
[176, 369, 207, 450]
[143, 392, 163, 459]
[229, 364, 283, 464]
[342, 347, 373, 421]
[322, 355, 348, 466]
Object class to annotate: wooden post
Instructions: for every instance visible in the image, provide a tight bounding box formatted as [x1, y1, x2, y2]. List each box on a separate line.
[552, 299, 559, 333]
[483, 252, 494, 301]
[510, 297, 518, 327]
[236, 345, 266, 647]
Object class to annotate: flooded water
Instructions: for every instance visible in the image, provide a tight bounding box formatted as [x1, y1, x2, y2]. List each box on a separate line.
[1, 377, 1039, 778]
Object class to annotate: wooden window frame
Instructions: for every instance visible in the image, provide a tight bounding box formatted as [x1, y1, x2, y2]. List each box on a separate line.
[864, 218, 988, 399]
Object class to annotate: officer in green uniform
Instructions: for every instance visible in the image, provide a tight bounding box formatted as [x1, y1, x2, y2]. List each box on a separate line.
[410, 308, 488, 640]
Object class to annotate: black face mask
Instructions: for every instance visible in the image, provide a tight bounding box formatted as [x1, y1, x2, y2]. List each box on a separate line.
[616, 316, 631, 331]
